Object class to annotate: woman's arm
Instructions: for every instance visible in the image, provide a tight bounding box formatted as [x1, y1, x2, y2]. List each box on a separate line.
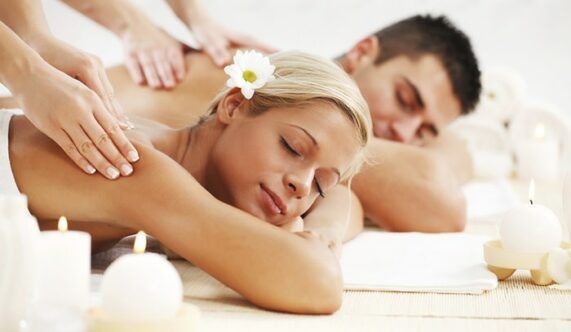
[302, 185, 364, 258]
[109, 145, 343, 314]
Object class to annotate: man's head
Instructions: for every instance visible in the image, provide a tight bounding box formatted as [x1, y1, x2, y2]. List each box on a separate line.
[339, 15, 481, 144]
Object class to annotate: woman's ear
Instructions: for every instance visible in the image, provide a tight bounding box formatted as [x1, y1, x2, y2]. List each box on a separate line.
[216, 88, 247, 125]
[342, 36, 380, 75]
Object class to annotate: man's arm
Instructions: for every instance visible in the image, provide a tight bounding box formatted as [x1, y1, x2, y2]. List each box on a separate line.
[352, 134, 470, 233]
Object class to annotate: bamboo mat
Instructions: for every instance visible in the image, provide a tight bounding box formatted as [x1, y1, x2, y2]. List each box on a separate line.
[90, 179, 571, 330]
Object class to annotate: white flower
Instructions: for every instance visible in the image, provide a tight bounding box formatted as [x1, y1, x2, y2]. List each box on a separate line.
[475, 67, 526, 124]
[224, 50, 275, 99]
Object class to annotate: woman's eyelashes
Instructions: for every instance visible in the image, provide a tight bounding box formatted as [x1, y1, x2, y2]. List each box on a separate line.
[315, 179, 326, 198]
[280, 136, 301, 157]
[280, 136, 326, 198]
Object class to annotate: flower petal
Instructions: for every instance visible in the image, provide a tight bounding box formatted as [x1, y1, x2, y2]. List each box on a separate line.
[241, 86, 255, 99]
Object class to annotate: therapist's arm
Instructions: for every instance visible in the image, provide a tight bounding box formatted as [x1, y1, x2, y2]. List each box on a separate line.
[166, 0, 276, 66]
[62, 0, 186, 89]
[0, 0, 139, 179]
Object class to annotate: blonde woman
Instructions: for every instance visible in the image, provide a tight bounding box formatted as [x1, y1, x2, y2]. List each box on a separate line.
[2, 51, 372, 314]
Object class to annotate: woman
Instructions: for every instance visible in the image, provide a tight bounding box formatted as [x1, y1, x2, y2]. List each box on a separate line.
[3, 51, 372, 313]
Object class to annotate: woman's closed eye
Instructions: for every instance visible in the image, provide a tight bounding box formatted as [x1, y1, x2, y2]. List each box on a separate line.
[280, 136, 325, 198]
[280, 136, 301, 157]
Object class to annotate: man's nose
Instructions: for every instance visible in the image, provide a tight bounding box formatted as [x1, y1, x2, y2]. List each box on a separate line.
[284, 169, 313, 199]
[390, 116, 423, 143]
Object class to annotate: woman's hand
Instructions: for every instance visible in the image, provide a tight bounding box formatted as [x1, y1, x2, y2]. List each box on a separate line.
[12, 54, 138, 179]
[280, 216, 304, 233]
[120, 21, 186, 89]
[190, 17, 277, 67]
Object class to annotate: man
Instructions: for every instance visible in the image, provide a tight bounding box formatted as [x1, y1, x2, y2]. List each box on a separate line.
[1, 15, 481, 233]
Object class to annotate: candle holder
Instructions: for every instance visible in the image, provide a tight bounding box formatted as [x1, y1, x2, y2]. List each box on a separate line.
[483, 240, 571, 285]
[86, 303, 200, 332]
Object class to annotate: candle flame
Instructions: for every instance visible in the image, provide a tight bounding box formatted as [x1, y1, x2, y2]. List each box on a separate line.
[134, 231, 147, 254]
[534, 123, 546, 139]
[58, 216, 68, 232]
[528, 179, 535, 204]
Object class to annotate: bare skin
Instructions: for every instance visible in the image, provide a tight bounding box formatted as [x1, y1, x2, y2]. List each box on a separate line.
[8, 85, 365, 313]
[1, 46, 471, 232]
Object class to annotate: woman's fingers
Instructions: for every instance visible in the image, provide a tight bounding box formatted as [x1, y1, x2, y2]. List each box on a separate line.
[152, 51, 175, 89]
[51, 129, 96, 175]
[138, 53, 161, 89]
[65, 123, 121, 180]
[91, 106, 139, 164]
[125, 54, 145, 85]
[167, 47, 186, 82]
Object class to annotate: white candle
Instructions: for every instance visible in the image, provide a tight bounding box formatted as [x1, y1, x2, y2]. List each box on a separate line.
[34, 217, 91, 311]
[516, 123, 560, 181]
[500, 179, 563, 253]
[101, 231, 183, 322]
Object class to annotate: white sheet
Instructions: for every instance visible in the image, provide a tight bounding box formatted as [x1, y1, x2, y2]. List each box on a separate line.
[340, 230, 498, 294]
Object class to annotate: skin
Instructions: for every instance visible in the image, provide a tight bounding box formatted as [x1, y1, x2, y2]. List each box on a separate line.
[0, 0, 138, 177]
[0, 38, 471, 232]
[8, 88, 364, 313]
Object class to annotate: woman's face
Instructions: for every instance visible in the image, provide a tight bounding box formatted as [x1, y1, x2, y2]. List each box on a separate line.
[207, 98, 361, 226]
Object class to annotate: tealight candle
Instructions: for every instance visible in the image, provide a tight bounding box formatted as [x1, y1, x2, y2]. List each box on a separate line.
[34, 216, 91, 310]
[500, 180, 563, 253]
[101, 231, 183, 322]
[516, 123, 560, 181]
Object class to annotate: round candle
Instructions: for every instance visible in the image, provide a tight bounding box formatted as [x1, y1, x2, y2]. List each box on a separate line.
[101, 231, 183, 322]
[500, 180, 562, 253]
[35, 216, 91, 310]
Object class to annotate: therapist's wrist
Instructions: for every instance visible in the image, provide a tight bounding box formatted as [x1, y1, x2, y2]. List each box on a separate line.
[4, 52, 51, 99]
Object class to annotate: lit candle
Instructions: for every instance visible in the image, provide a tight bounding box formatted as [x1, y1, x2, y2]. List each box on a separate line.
[516, 123, 560, 181]
[500, 180, 563, 253]
[34, 216, 91, 311]
[100, 231, 183, 322]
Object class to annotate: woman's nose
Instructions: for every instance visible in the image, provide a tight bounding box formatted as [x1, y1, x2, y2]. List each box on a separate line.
[284, 171, 313, 199]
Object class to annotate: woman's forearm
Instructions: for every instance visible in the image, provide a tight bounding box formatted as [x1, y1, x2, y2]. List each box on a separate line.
[115, 148, 343, 314]
[0, 22, 47, 94]
[61, 0, 151, 37]
[166, 0, 209, 28]
[303, 185, 364, 254]
[0, 0, 51, 43]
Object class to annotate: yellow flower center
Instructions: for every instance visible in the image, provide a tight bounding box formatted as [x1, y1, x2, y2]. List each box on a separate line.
[242, 70, 257, 83]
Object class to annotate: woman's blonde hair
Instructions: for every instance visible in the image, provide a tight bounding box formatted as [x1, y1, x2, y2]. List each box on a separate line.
[204, 50, 372, 181]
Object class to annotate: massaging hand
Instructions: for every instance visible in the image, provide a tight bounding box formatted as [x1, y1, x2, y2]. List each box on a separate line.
[20, 36, 139, 179]
[190, 17, 277, 67]
[121, 20, 186, 89]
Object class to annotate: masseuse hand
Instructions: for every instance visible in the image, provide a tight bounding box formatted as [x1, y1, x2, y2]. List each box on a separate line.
[190, 17, 277, 67]
[22, 36, 139, 179]
[121, 20, 186, 89]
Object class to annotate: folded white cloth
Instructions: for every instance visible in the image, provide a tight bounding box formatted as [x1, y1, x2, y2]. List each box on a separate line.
[340, 231, 498, 294]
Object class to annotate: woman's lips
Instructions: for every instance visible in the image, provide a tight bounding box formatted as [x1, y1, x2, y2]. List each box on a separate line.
[260, 184, 287, 216]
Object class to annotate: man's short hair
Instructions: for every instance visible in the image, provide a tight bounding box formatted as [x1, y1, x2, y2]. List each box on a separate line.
[373, 15, 481, 114]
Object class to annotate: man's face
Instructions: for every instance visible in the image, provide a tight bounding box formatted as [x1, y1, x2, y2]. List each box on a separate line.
[351, 54, 462, 145]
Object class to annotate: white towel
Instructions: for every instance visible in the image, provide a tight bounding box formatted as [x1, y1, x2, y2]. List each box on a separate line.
[340, 231, 498, 294]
